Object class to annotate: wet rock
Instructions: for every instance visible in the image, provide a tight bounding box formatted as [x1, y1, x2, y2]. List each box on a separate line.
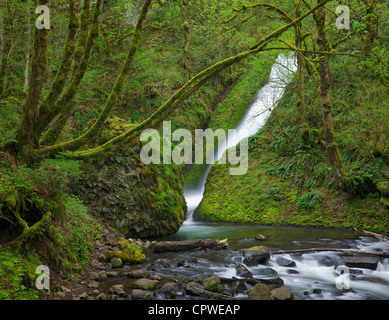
[203, 276, 220, 292]
[95, 293, 107, 300]
[158, 283, 176, 299]
[89, 290, 100, 297]
[231, 281, 247, 294]
[133, 278, 159, 290]
[88, 280, 100, 289]
[287, 269, 299, 274]
[261, 277, 284, 286]
[243, 246, 270, 266]
[236, 263, 253, 278]
[251, 267, 277, 277]
[111, 257, 123, 268]
[151, 274, 164, 281]
[109, 284, 125, 295]
[132, 289, 154, 300]
[98, 271, 108, 281]
[275, 257, 296, 267]
[106, 271, 119, 278]
[344, 256, 379, 270]
[127, 269, 150, 278]
[271, 286, 293, 300]
[247, 283, 274, 300]
[79, 292, 89, 300]
[255, 234, 267, 241]
[186, 281, 204, 296]
[89, 272, 101, 281]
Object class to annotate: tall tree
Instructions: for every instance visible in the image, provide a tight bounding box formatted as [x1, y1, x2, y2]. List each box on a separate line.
[313, 0, 346, 187]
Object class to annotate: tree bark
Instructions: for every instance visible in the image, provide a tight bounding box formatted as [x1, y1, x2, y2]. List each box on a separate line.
[153, 239, 228, 253]
[15, 0, 51, 158]
[180, 0, 191, 81]
[0, 0, 11, 97]
[314, 0, 346, 188]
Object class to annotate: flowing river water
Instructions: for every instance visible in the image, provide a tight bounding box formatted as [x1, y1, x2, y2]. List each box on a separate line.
[158, 54, 389, 300]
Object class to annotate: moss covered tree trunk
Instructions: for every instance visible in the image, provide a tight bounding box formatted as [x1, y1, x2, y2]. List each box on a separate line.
[0, 0, 11, 98]
[180, 0, 191, 81]
[294, 4, 309, 145]
[15, 0, 51, 158]
[314, 0, 346, 188]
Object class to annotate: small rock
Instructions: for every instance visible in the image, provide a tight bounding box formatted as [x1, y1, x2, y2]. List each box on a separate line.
[236, 263, 253, 278]
[79, 292, 89, 300]
[231, 281, 247, 294]
[109, 284, 125, 295]
[60, 286, 71, 293]
[271, 286, 293, 300]
[261, 277, 284, 286]
[133, 278, 159, 291]
[203, 276, 220, 292]
[106, 271, 119, 278]
[89, 272, 101, 281]
[255, 234, 267, 241]
[275, 257, 296, 268]
[247, 283, 274, 300]
[186, 281, 204, 296]
[251, 267, 277, 277]
[95, 293, 107, 300]
[98, 271, 108, 281]
[111, 257, 123, 268]
[132, 289, 153, 300]
[344, 256, 379, 270]
[158, 283, 176, 299]
[89, 290, 100, 297]
[127, 269, 150, 278]
[151, 274, 164, 281]
[88, 280, 100, 289]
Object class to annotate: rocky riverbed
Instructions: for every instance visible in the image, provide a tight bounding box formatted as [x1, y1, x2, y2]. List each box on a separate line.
[50, 224, 389, 301]
[50, 226, 293, 301]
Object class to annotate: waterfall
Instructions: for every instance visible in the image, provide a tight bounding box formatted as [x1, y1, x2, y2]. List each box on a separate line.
[183, 53, 297, 225]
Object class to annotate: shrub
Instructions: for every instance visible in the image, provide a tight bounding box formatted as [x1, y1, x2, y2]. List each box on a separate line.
[297, 192, 323, 211]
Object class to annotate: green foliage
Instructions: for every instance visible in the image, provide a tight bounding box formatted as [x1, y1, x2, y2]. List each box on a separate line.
[297, 192, 323, 211]
[62, 194, 101, 267]
[0, 248, 41, 300]
[267, 187, 281, 201]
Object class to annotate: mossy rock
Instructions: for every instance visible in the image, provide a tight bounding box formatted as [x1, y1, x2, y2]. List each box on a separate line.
[203, 276, 220, 292]
[133, 278, 158, 291]
[247, 283, 274, 300]
[245, 245, 268, 253]
[105, 250, 145, 264]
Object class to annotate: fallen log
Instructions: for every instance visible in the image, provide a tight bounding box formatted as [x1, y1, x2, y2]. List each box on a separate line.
[270, 248, 389, 258]
[153, 238, 228, 253]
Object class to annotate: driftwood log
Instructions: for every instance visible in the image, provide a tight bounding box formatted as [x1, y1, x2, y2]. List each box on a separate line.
[153, 238, 228, 253]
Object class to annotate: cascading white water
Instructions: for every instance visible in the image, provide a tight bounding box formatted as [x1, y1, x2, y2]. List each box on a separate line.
[183, 53, 297, 225]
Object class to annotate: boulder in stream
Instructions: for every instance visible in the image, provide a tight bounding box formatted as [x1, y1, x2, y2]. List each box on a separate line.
[343, 256, 379, 270]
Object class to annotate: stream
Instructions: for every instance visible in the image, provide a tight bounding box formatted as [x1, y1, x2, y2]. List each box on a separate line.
[159, 53, 389, 300]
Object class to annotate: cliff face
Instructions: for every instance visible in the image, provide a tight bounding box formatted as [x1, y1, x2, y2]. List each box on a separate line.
[78, 118, 186, 238]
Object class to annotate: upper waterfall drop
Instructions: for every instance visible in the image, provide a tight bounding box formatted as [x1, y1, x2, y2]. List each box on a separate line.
[183, 53, 298, 225]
